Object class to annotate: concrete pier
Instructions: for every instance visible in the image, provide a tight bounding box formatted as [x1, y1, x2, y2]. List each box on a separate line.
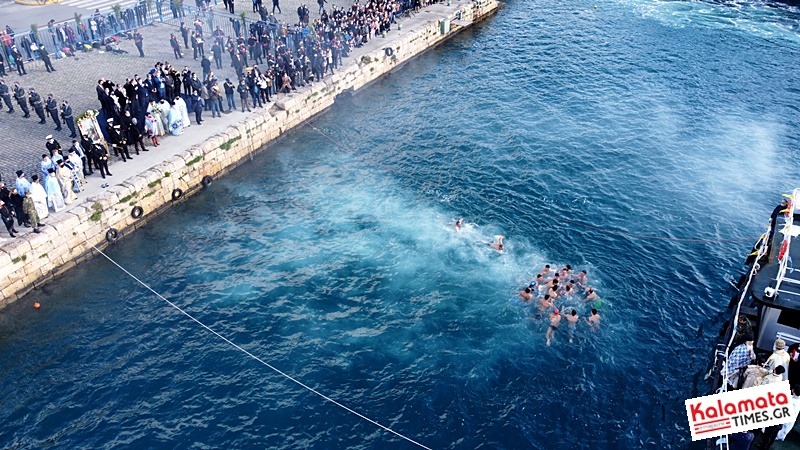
[0, 0, 499, 306]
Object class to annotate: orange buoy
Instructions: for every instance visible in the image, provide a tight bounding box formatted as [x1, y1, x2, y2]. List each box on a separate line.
[779, 241, 788, 261]
[33, 302, 40, 309]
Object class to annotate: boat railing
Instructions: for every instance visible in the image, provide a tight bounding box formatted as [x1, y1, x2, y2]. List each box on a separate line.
[770, 188, 799, 298]
[707, 222, 772, 450]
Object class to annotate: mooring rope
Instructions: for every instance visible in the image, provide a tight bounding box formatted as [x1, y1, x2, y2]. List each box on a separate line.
[90, 244, 433, 450]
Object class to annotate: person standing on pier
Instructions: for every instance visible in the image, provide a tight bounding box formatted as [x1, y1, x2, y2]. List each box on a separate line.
[60, 100, 77, 138]
[12, 82, 29, 117]
[29, 88, 46, 124]
[46, 94, 61, 131]
[134, 30, 145, 57]
[0, 79, 13, 113]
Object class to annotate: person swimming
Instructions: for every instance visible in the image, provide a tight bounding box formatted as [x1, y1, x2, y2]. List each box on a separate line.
[565, 309, 579, 343]
[519, 287, 533, 302]
[546, 308, 562, 346]
[586, 308, 601, 329]
[584, 288, 598, 303]
[492, 236, 504, 251]
[455, 218, 463, 229]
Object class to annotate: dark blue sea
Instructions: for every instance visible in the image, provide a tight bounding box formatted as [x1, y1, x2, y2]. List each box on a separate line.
[2, 0, 800, 448]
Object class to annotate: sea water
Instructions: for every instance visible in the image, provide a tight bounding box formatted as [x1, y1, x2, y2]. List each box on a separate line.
[2, 0, 800, 448]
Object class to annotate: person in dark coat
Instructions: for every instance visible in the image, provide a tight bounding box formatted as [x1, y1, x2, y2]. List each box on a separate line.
[46, 93, 61, 131]
[29, 88, 46, 124]
[8, 187, 27, 227]
[38, 46, 55, 72]
[127, 118, 147, 154]
[192, 90, 204, 124]
[133, 30, 144, 57]
[106, 121, 131, 161]
[0, 79, 13, 113]
[11, 46, 26, 75]
[0, 200, 17, 237]
[13, 82, 30, 117]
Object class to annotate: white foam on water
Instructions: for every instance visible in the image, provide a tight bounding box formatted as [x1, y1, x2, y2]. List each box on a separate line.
[624, 0, 800, 44]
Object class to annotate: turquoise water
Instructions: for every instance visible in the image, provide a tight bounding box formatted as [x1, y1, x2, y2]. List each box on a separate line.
[2, 0, 800, 448]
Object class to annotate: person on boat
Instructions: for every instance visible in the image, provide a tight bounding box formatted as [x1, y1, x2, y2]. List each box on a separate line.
[584, 288, 598, 303]
[539, 264, 551, 277]
[546, 308, 561, 346]
[766, 339, 790, 381]
[733, 315, 753, 347]
[564, 309, 579, 343]
[519, 287, 533, 302]
[725, 334, 755, 388]
[756, 366, 788, 450]
[586, 308, 601, 328]
[491, 236, 504, 251]
[776, 384, 800, 441]
[789, 343, 800, 386]
[454, 218, 463, 229]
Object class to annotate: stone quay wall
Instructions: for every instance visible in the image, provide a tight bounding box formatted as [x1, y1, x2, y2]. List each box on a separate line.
[0, 0, 498, 306]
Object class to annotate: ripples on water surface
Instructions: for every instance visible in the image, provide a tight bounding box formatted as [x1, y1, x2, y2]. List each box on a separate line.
[2, 0, 800, 448]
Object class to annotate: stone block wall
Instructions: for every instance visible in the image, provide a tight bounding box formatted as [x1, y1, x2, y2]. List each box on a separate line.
[0, 0, 498, 307]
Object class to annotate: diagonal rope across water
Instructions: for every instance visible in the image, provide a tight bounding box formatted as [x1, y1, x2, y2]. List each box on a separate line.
[90, 244, 433, 450]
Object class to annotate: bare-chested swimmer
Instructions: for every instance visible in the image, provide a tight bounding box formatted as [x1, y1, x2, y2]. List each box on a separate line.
[492, 236, 504, 251]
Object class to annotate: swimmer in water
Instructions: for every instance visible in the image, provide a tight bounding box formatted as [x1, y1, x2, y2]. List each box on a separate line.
[546, 308, 562, 346]
[565, 309, 579, 343]
[455, 218, 463, 229]
[539, 264, 551, 277]
[492, 236, 504, 251]
[529, 274, 543, 291]
[536, 294, 553, 317]
[577, 270, 588, 288]
[584, 288, 598, 303]
[519, 287, 533, 302]
[547, 273, 560, 289]
[586, 308, 601, 328]
[548, 282, 559, 301]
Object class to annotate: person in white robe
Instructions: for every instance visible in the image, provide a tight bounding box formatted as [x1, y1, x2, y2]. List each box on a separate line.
[29, 175, 49, 220]
[146, 101, 166, 136]
[45, 169, 66, 212]
[175, 96, 190, 129]
[56, 162, 77, 205]
[157, 100, 170, 130]
[168, 104, 183, 135]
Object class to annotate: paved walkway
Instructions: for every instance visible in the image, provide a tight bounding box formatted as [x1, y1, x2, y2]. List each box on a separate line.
[0, 1, 437, 244]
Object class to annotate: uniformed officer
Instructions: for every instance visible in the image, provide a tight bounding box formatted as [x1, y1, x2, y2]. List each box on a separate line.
[28, 88, 46, 124]
[133, 30, 144, 57]
[106, 121, 131, 161]
[92, 139, 112, 178]
[12, 82, 29, 117]
[0, 79, 13, 113]
[60, 100, 77, 138]
[46, 93, 61, 131]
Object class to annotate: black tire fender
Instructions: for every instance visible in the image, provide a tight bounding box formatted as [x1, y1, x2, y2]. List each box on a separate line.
[131, 205, 144, 219]
[106, 228, 120, 243]
[201, 175, 213, 188]
[384, 47, 394, 57]
[171, 188, 183, 201]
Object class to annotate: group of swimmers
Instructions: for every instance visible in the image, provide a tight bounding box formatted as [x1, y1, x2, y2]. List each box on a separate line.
[452, 219, 602, 346]
[521, 264, 602, 346]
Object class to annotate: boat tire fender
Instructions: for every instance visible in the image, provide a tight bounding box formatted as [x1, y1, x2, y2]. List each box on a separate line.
[131, 206, 144, 219]
[384, 47, 393, 57]
[172, 188, 183, 201]
[201, 175, 213, 188]
[106, 228, 120, 244]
